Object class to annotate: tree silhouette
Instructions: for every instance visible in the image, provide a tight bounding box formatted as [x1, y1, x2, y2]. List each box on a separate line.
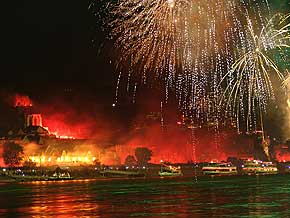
[124, 155, 137, 166]
[135, 147, 152, 166]
[3, 141, 24, 167]
[23, 160, 37, 170]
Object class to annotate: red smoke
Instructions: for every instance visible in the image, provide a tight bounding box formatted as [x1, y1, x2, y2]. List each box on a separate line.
[114, 93, 254, 164]
[37, 98, 114, 140]
[42, 113, 93, 139]
[275, 144, 290, 162]
[117, 124, 253, 164]
[117, 124, 191, 164]
[1, 92, 116, 140]
[2, 92, 258, 164]
[0, 145, 4, 167]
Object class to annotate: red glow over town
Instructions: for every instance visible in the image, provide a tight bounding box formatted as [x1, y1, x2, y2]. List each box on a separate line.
[115, 124, 253, 164]
[275, 150, 290, 162]
[42, 112, 95, 140]
[3, 93, 288, 166]
[42, 116, 93, 139]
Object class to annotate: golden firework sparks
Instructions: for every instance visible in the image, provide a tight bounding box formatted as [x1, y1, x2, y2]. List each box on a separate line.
[221, 13, 290, 134]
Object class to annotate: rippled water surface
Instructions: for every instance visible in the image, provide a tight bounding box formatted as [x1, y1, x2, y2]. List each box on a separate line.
[0, 175, 290, 217]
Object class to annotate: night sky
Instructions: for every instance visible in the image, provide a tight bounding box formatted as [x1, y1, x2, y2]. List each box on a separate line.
[1, 1, 289, 98]
[0, 0, 171, 134]
[0, 1, 125, 138]
[0, 1, 289, 137]
[1, 1, 116, 104]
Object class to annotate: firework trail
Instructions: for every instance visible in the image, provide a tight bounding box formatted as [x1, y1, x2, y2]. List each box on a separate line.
[103, 0, 274, 128]
[221, 13, 290, 134]
[92, 0, 289, 135]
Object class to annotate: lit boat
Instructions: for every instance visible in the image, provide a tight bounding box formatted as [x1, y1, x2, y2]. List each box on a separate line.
[47, 168, 73, 181]
[158, 162, 183, 177]
[241, 160, 278, 175]
[202, 162, 237, 175]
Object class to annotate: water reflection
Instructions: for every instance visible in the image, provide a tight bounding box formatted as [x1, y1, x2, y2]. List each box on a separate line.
[0, 175, 290, 217]
[29, 180, 100, 217]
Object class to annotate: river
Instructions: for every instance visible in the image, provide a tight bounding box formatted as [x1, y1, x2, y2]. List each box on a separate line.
[0, 175, 289, 217]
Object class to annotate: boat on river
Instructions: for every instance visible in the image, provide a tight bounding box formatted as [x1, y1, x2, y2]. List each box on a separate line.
[46, 167, 74, 181]
[241, 159, 278, 175]
[158, 162, 183, 177]
[46, 172, 73, 181]
[202, 162, 237, 175]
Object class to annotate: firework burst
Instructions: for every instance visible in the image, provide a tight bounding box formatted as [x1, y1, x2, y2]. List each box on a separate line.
[106, 0, 271, 127]
[221, 13, 290, 134]
[91, 0, 290, 134]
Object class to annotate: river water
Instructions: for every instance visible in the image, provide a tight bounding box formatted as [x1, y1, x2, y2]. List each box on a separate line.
[0, 175, 289, 218]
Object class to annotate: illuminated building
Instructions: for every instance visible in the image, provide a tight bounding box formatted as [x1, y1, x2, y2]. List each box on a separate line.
[26, 114, 43, 127]
[14, 94, 32, 107]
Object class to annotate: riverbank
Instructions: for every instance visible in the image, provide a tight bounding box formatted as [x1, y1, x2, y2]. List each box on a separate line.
[1, 163, 289, 183]
[0, 175, 16, 182]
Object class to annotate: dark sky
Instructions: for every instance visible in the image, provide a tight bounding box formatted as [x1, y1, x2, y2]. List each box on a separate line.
[1, 0, 116, 104]
[0, 0, 289, 97]
[0, 0, 169, 137]
[0, 0, 288, 143]
[0, 1, 289, 119]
